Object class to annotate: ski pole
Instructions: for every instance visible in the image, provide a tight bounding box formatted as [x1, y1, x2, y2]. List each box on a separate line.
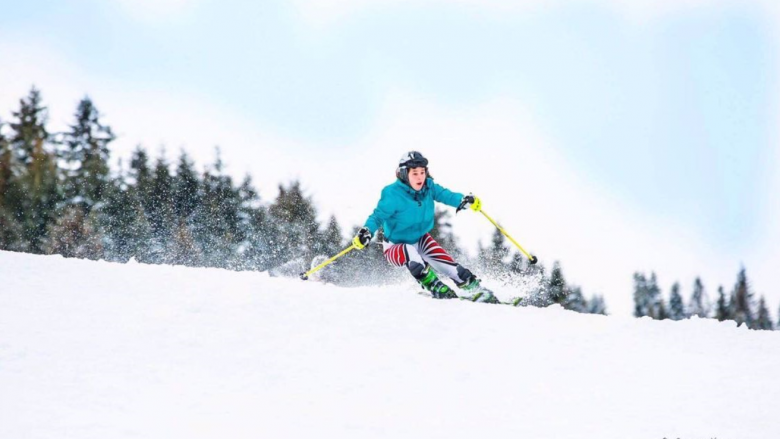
[300, 244, 358, 280]
[456, 198, 537, 265]
[479, 210, 538, 265]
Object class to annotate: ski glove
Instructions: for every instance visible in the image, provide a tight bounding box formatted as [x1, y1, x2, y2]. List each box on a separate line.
[462, 194, 482, 212]
[352, 227, 372, 250]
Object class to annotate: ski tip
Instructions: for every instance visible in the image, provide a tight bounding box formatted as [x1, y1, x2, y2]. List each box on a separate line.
[529, 255, 538, 265]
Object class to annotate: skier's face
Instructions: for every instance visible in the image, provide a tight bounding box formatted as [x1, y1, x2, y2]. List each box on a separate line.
[408, 167, 426, 191]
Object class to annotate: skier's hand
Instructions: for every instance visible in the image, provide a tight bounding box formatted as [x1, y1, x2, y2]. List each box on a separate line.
[352, 227, 372, 250]
[461, 194, 482, 212]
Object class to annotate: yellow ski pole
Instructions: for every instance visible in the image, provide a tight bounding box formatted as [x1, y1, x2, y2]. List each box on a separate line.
[479, 210, 538, 265]
[457, 197, 538, 265]
[300, 244, 358, 280]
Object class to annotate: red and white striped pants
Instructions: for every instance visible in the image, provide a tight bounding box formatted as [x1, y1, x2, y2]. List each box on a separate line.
[383, 233, 469, 284]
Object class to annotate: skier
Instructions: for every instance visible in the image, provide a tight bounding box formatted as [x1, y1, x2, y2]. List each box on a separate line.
[352, 151, 498, 303]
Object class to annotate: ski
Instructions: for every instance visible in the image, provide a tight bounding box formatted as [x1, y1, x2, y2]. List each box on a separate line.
[417, 289, 521, 306]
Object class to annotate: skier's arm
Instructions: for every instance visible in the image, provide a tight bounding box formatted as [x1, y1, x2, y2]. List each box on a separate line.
[431, 181, 464, 208]
[364, 187, 395, 235]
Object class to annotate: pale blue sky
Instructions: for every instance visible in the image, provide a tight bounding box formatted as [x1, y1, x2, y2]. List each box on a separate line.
[1, 0, 777, 313]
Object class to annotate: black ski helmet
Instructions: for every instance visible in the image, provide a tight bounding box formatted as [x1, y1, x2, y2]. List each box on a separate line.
[396, 151, 429, 185]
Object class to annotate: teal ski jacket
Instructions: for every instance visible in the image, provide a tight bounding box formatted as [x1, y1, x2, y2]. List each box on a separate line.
[364, 178, 464, 244]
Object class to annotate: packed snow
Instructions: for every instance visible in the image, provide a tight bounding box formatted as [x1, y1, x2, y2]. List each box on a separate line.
[1, 250, 778, 439]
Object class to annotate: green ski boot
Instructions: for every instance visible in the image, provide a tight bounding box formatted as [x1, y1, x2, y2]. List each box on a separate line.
[458, 277, 499, 304]
[419, 268, 458, 299]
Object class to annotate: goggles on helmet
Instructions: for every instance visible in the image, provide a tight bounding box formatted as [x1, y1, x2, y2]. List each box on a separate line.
[399, 151, 428, 169]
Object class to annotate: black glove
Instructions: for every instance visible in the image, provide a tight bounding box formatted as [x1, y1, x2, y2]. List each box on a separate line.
[457, 193, 481, 213]
[352, 227, 372, 249]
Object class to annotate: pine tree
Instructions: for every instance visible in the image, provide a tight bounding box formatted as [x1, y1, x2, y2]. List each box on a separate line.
[647, 273, 665, 320]
[753, 296, 774, 331]
[632, 271, 665, 318]
[715, 286, 729, 322]
[23, 138, 62, 253]
[563, 286, 588, 312]
[236, 176, 271, 271]
[172, 152, 200, 221]
[41, 97, 116, 260]
[8, 87, 61, 253]
[731, 267, 754, 328]
[0, 118, 12, 208]
[102, 169, 153, 262]
[0, 120, 26, 251]
[44, 205, 104, 259]
[321, 215, 345, 256]
[0, 208, 26, 251]
[193, 152, 243, 268]
[668, 282, 685, 320]
[587, 294, 608, 315]
[129, 146, 152, 194]
[170, 221, 200, 266]
[656, 300, 669, 320]
[9, 87, 49, 167]
[727, 288, 737, 321]
[688, 277, 710, 318]
[548, 261, 568, 306]
[126, 147, 155, 261]
[633, 272, 650, 317]
[146, 154, 176, 262]
[60, 96, 115, 213]
[266, 180, 321, 269]
[166, 152, 202, 265]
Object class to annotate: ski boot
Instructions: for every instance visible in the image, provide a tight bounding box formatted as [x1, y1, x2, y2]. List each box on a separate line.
[419, 268, 458, 299]
[458, 277, 499, 304]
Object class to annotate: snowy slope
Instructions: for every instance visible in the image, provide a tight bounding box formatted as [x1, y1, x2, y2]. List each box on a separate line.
[1, 251, 778, 439]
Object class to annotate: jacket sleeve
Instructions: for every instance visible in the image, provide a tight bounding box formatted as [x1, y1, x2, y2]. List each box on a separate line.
[364, 187, 395, 235]
[431, 181, 464, 208]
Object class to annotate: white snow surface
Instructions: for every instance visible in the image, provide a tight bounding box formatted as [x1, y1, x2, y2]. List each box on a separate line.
[1, 251, 778, 439]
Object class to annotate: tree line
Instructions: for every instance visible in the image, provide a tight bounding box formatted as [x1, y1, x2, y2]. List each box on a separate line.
[0, 87, 334, 271]
[632, 268, 776, 330]
[4, 86, 774, 326]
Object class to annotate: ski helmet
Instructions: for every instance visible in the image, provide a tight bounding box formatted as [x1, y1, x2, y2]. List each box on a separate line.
[396, 151, 429, 185]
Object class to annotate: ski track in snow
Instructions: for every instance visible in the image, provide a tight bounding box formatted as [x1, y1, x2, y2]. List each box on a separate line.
[1, 251, 778, 439]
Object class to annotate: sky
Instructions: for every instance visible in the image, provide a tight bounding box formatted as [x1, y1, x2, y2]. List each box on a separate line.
[1, 0, 778, 315]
